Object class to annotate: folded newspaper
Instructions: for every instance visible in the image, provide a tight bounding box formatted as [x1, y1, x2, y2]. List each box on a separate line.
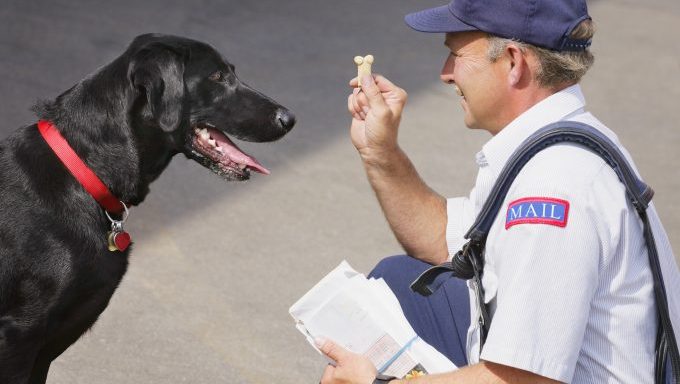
[289, 261, 457, 378]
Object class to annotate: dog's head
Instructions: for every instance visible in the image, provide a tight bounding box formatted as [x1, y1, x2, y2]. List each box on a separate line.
[126, 33, 295, 181]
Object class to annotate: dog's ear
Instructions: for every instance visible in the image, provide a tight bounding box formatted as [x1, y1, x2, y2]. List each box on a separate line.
[128, 43, 185, 132]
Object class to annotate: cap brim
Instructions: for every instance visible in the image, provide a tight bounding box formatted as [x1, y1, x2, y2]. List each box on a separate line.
[404, 4, 478, 33]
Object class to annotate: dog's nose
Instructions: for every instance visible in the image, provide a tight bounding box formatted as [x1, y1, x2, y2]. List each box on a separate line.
[275, 109, 296, 132]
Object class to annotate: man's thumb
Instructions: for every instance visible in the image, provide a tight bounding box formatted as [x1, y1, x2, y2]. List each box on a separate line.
[316, 337, 348, 362]
[361, 75, 387, 109]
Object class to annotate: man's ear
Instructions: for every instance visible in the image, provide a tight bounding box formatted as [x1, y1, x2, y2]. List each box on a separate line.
[505, 43, 529, 87]
[128, 43, 185, 132]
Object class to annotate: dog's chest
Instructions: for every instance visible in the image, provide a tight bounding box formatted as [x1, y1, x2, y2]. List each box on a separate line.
[44, 245, 130, 345]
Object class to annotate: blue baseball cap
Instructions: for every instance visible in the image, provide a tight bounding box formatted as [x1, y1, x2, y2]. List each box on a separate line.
[404, 0, 592, 52]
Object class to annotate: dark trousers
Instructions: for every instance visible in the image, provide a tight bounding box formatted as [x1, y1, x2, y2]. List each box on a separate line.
[368, 255, 470, 368]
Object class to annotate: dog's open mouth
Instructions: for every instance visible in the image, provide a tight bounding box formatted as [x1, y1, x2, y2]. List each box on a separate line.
[190, 123, 269, 180]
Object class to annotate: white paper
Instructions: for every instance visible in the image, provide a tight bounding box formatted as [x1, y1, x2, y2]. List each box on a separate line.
[290, 260, 457, 378]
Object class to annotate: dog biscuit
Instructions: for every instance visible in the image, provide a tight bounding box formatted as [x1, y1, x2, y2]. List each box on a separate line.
[354, 54, 374, 87]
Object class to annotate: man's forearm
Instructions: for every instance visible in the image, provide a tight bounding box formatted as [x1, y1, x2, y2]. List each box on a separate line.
[390, 363, 495, 384]
[389, 361, 563, 384]
[362, 146, 449, 265]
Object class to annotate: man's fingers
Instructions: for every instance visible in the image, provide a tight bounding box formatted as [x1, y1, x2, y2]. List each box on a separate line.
[347, 95, 359, 120]
[360, 74, 388, 110]
[351, 74, 393, 92]
[317, 338, 349, 363]
[373, 74, 398, 93]
[348, 94, 361, 120]
[352, 88, 362, 113]
[319, 364, 335, 384]
[348, 89, 366, 120]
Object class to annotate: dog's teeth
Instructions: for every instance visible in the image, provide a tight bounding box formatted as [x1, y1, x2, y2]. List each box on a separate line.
[208, 139, 216, 146]
[238, 163, 247, 170]
[215, 146, 224, 153]
[205, 122, 216, 128]
[199, 129, 209, 139]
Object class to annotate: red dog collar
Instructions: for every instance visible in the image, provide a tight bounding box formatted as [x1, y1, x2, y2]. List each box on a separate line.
[37, 120, 125, 214]
[37, 120, 131, 251]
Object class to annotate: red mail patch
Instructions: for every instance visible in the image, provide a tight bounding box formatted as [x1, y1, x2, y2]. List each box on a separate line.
[505, 197, 570, 229]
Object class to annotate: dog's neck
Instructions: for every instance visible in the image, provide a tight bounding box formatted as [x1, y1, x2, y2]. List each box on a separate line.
[33, 66, 178, 206]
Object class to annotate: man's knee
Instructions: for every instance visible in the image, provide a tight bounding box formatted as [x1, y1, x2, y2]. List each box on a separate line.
[369, 255, 434, 280]
[367, 255, 471, 367]
[370, 255, 415, 279]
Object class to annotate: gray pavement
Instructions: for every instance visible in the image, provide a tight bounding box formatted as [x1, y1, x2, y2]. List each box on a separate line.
[1, 1, 679, 383]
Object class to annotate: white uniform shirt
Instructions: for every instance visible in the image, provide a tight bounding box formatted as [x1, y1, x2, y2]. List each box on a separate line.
[445, 84, 680, 383]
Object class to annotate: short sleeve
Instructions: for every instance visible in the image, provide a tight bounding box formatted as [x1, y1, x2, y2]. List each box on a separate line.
[446, 196, 475, 261]
[479, 153, 609, 382]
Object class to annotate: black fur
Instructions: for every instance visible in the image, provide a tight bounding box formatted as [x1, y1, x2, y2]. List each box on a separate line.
[0, 33, 294, 383]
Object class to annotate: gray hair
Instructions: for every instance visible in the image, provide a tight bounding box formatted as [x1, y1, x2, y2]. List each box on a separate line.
[487, 19, 595, 88]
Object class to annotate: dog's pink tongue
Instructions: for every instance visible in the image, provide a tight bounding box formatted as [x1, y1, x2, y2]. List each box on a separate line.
[208, 128, 270, 175]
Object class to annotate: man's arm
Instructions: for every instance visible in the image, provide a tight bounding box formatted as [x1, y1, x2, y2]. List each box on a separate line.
[348, 74, 448, 265]
[318, 339, 563, 384]
[362, 144, 449, 266]
[389, 361, 563, 384]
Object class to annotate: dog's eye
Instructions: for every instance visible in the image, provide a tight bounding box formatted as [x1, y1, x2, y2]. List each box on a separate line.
[209, 71, 225, 82]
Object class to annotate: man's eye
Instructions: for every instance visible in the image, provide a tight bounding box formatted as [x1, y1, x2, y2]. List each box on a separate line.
[209, 71, 224, 82]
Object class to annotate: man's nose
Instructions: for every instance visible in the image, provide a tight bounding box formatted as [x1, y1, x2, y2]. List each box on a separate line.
[440, 73, 455, 84]
[440, 55, 455, 84]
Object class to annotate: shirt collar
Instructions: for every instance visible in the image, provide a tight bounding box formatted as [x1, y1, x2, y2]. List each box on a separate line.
[476, 84, 587, 175]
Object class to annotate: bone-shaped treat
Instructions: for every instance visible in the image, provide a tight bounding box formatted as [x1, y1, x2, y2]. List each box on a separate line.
[354, 54, 374, 87]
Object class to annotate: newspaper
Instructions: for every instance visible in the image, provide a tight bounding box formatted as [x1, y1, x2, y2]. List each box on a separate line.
[289, 261, 457, 378]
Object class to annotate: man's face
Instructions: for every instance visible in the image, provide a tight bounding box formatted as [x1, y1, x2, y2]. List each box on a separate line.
[441, 32, 507, 133]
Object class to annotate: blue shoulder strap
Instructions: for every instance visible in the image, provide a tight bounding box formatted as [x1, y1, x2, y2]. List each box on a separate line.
[410, 121, 678, 383]
[465, 120, 654, 242]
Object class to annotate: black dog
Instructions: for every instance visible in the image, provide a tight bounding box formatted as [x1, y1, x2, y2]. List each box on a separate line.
[0, 33, 294, 383]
